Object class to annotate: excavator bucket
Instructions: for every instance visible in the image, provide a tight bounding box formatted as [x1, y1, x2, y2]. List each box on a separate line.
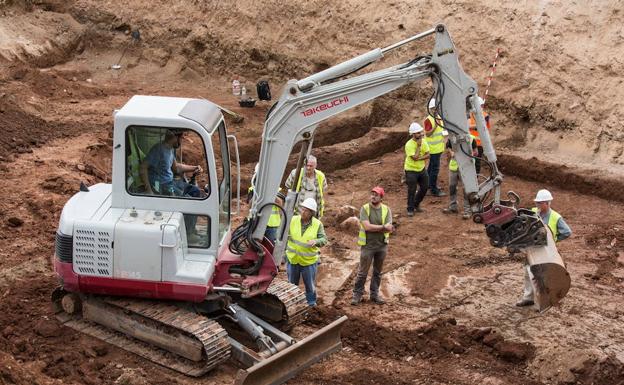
[234, 316, 347, 385]
[525, 230, 571, 312]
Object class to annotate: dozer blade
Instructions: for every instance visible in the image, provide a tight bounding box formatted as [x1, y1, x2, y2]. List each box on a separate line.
[234, 315, 347, 385]
[526, 230, 571, 312]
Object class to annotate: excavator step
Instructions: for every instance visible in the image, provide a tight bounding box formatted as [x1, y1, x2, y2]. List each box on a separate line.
[54, 293, 231, 376]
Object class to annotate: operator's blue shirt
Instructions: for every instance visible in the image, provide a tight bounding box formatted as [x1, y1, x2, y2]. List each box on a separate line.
[146, 143, 175, 186]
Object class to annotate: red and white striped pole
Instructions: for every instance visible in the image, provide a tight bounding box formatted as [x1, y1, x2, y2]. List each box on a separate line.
[483, 48, 500, 106]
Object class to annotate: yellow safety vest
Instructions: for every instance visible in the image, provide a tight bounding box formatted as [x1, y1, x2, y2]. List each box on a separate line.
[267, 206, 281, 227]
[357, 203, 390, 246]
[449, 135, 476, 172]
[286, 216, 321, 266]
[296, 169, 326, 217]
[531, 207, 562, 242]
[404, 138, 429, 172]
[425, 115, 446, 155]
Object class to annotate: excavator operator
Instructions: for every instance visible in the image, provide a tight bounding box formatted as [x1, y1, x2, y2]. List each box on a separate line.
[140, 129, 203, 198]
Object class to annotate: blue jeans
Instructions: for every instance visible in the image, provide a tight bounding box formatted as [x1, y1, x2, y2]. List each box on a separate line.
[286, 260, 318, 306]
[427, 152, 442, 192]
[264, 226, 278, 243]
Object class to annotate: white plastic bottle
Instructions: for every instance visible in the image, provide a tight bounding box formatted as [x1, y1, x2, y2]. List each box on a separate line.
[241, 85, 247, 99]
[232, 79, 241, 96]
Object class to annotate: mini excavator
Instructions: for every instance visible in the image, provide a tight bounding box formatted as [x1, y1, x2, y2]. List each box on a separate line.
[52, 24, 569, 385]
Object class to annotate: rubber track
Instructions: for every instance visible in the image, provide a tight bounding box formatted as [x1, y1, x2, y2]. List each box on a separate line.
[56, 297, 231, 377]
[265, 279, 309, 329]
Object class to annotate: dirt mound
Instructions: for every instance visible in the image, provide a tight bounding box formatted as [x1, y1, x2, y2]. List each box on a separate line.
[307, 307, 535, 364]
[572, 354, 624, 385]
[498, 154, 624, 203]
[583, 222, 624, 284]
[0, 4, 85, 67]
[0, 88, 108, 161]
[301, 368, 414, 385]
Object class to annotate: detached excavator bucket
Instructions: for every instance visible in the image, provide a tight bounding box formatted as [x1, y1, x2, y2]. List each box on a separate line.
[526, 230, 571, 312]
[234, 316, 347, 385]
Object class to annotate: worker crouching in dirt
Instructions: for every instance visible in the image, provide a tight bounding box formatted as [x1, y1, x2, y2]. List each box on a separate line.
[404, 123, 430, 216]
[351, 186, 394, 306]
[516, 189, 572, 307]
[286, 198, 328, 306]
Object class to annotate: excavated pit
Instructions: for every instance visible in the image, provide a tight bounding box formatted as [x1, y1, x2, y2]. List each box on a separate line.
[1, 1, 624, 385]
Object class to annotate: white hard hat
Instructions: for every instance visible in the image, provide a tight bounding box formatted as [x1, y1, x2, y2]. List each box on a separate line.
[478, 96, 485, 105]
[300, 198, 317, 212]
[428, 98, 436, 109]
[534, 189, 553, 202]
[409, 122, 424, 134]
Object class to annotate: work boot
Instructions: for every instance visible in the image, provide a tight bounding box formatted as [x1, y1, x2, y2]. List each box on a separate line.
[432, 191, 447, 197]
[515, 299, 535, 307]
[370, 296, 386, 305]
[462, 212, 471, 220]
[351, 295, 362, 306]
[442, 207, 458, 214]
[414, 206, 424, 213]
[407, 210, 415, 217]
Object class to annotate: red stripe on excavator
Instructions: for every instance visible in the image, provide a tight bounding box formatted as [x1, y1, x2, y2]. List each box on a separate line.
[53, 258, 209, 302]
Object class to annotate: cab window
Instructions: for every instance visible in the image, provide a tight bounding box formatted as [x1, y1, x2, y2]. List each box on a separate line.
[125, 126, 209, 199]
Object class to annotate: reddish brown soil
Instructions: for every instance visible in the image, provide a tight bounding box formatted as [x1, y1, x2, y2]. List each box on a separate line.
[1, 2, 623, 385]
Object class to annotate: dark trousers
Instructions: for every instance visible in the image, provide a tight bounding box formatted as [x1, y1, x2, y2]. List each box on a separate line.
[405, 170, 428, 211]
[427, 152, 442, 192]
[475, 145, 484, 174]
[353, 245, 387, 298]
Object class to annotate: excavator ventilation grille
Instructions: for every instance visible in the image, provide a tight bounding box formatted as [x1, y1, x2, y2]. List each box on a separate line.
[73, 227, 113, 277]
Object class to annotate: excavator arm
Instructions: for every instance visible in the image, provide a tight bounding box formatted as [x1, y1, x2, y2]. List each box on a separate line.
[234, 24, 569, 311]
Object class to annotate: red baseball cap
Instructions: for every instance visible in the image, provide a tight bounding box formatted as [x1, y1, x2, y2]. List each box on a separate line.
[371, 186, 385, 198]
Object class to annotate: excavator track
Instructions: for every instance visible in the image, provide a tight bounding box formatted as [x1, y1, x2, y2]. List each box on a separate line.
[266, 279, 309, 329]
[238, 279, 309, 331]
[53, 292, 231, 377]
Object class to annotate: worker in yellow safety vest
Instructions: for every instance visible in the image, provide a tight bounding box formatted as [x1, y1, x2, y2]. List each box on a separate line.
[442, 135, 478, 219]
[404, 122, 430, 216]
[467, 96, 491, 175]
[285, 198, 328, 306]
[285, 155, 327, 218]
[351, 186, 394, 306]
[424, 98, 447, 197]
[264, 191, 285, 244]
[247, 163, 284, 244]
[516, 189, 572, 307]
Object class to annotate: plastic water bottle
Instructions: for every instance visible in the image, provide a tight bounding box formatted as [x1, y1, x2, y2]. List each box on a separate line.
[232, 79, 241, 96]
[241, 85, 247, 99]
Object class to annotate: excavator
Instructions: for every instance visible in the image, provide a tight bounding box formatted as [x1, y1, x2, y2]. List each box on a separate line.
[52, 24, 570, 385]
